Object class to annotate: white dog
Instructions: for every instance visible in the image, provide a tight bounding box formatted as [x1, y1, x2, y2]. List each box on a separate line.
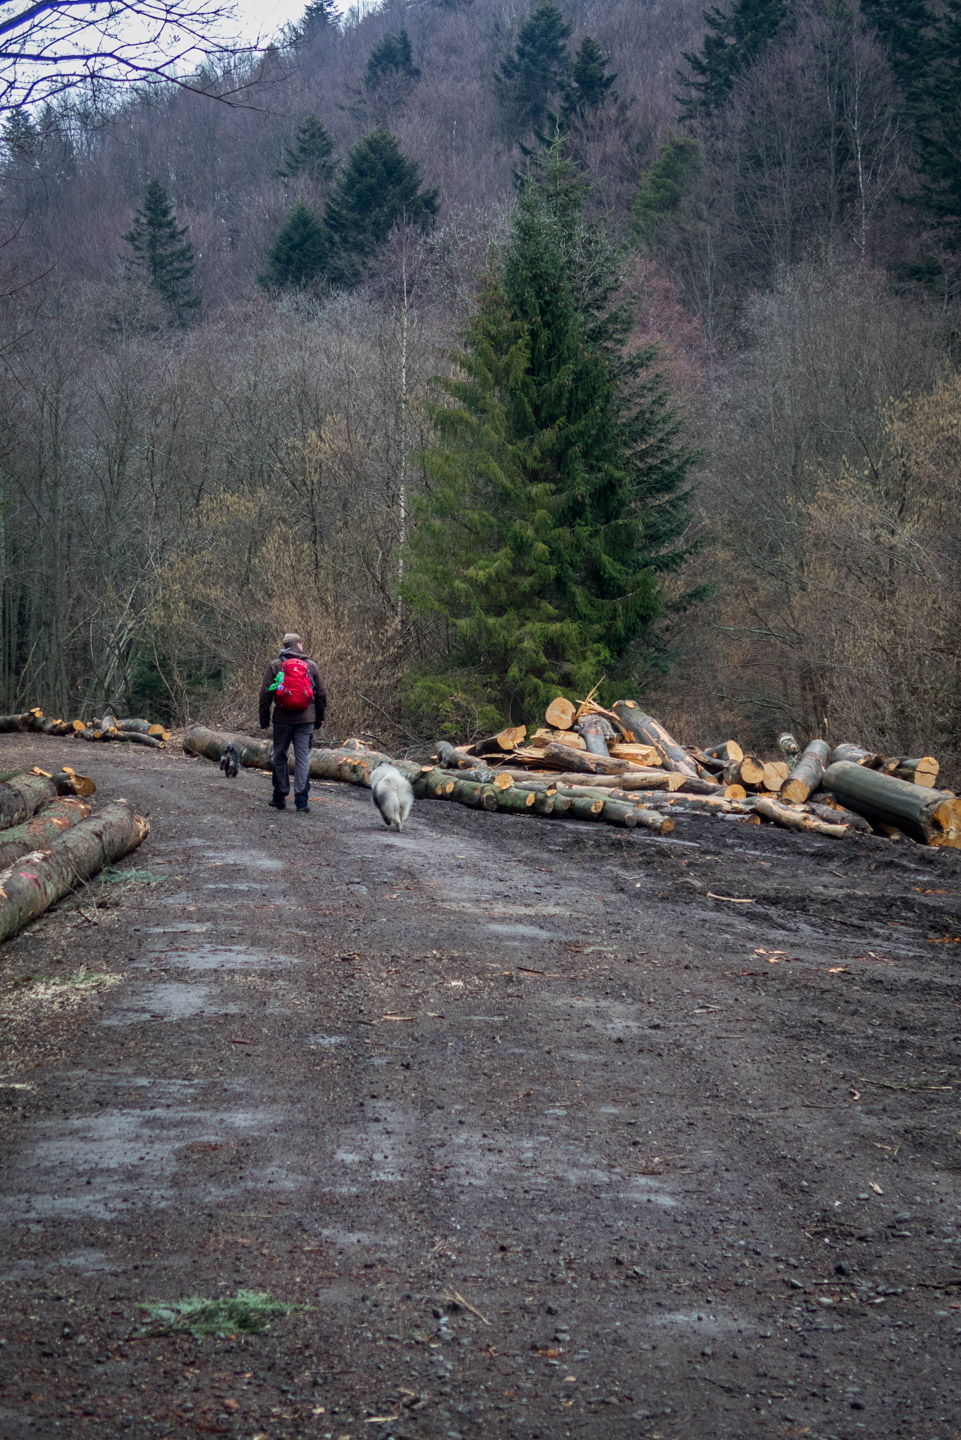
[370, 763, 414, 832]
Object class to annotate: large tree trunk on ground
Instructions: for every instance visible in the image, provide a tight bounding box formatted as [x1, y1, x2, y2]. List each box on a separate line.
[822, 762, 961, 847]
[0, 715, 27, 732]
[781, 740, 831, 804]
[0, 798, 92, 868]
[0, 802, 149, 943]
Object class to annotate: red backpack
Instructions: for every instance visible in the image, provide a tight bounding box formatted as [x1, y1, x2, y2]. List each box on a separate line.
[270, 657, 314, 712]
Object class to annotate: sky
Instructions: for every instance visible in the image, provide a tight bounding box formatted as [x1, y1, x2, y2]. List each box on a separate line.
[231, 0, 353, 44]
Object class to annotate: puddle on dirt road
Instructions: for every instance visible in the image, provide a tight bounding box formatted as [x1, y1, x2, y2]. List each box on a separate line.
[140, 945, 300, 972]
[100, 981, 241, 1022]
[0, 1103, 283, 1225]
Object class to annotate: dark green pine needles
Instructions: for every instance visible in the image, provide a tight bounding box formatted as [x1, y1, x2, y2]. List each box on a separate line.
[402, 149, 701, 729]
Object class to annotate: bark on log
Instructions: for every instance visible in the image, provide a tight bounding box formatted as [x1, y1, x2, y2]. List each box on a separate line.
[807, 800, 872, 833]
[0, 774, 65, 830]
[755, 796, 848, 838]
[723, 755, 766, 788]
[510, 769, 679, 791]
[831, 743, 881, 767]
[888, 757, 939, 787]
[545, 696, 577, 730]
[700, 741, 744, 767]
[541, 743, 629, 775]
[434, 740, 482, 771]
[781, 740, 831, 804]
[473, 725, 528, 756]
[0, 714, 27, 732]
[822, 761, 961, 847]
[574, 714, 614, 757]
[0, 797, 92, 868]
[610, 699, 643, 741]
[627, 711, 721, 789]
[0, 801, 150, 943]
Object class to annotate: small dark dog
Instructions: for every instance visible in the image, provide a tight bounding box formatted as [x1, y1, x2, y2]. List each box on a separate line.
[220, 742, 242, 779]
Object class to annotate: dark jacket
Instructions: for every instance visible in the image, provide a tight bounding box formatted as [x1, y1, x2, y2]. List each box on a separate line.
[259, 647, 326, 729]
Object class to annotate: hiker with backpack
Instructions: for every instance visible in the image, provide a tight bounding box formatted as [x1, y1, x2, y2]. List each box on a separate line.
[259, 633, 326, 813]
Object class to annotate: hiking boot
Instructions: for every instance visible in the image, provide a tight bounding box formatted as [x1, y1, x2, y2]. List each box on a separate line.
[268, 793, 287, 810]
[295, 802, 310, 814]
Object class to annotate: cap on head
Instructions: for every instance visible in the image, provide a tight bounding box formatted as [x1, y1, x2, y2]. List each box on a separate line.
[281, 632, 302, 649]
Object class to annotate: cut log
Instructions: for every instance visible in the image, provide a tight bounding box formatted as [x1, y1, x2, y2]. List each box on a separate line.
[610, 698, 643, 741]
[607, 742, 659, 766]
[807, 799, 872, 833]
[0, 801, 149, 943]
[574, 714, 615, 757]
[545, 696, 577, 730]
[762, 763, 785, 794]
[885, 756, 939, 787]
[822, 761, 961, 847]
[473, 725, 529, 756]
[115, 731, 162, 749]
[434, 740, 481, 771]
[549, 731, 587, 751]
[626, 711, 720, 789]
[780, 739, 831, 804]
[831, 742, 881, 767]
[700, 741, 744, 767]
[0, 797, 93, 868]
[510, 769, 680, 791]
[0, 774, 67, 830]
[778, 732, 801, 763]
[541, 743, 628, 775]
[754, 796, 848, 838]
[0, 714, 27, 732]
[723, 755, 766, 789]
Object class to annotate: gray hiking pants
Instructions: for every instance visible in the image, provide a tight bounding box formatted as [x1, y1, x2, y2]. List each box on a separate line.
[272, 721, 312, 801]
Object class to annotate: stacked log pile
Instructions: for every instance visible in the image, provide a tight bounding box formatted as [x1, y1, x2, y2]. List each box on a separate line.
[0, 709, 169, 746]
[0, 767, 149, 941]
[184, 702, 960, 849]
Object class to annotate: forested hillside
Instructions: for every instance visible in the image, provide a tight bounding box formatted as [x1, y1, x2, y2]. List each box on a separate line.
[1, 0, 958, 767]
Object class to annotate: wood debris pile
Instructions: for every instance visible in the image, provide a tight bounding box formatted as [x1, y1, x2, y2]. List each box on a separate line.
[0, 766, 149, 942]
[0, 708, 169, 747]
[184, 701, 960, 849]
[443, 694, 961, 849]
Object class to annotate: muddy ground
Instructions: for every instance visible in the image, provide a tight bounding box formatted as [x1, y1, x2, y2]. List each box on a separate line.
[0, 735, 960, 1440]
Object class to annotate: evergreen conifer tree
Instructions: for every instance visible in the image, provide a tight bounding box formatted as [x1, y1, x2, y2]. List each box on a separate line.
[259, 201, 328, 289]
[677, 0, 789, 121]
[365, 29, 420, 88]
[123, 178, 199, 324]
[320, 128, 438, 288]
[560, 36, 616, 122]
[278, 113, 335, 183]
[402, 150, 700, 725]
[633, 136, 702, 246]
[495, 2, 572, 136]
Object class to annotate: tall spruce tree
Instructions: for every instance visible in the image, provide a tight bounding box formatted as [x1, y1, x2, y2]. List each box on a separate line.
[278, 113, 335, 183]
[677, 0, 790, 121]
[365, 29, 420, 88]
[561, 35, 616, 122]
[319, 128, 437, 288]
[495, 2, 572, 136]
[123, 178, 198, 324]
[402, 151, 700, 726]
[259, 201, 328, 289]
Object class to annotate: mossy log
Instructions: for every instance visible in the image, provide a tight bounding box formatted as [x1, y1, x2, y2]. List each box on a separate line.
[0, 714, 27, 732]
[0, 797, 92, 868]
[780, 739, 831, 804]
[0, 801, 149, 943]
[822, 761, 961, 847]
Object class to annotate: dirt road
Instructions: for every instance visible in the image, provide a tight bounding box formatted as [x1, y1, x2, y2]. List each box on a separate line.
[1, 735, 960, 1440]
